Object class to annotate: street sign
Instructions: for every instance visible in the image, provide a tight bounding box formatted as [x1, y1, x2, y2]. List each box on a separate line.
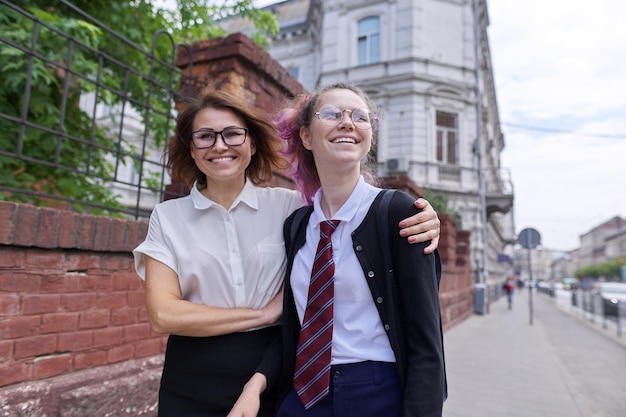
[517, 227, 541, 326]
[518, 228, 541, 249]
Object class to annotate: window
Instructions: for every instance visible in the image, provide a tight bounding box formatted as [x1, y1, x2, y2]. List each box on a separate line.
[358, 17, 380, 65]
[436, 111, 458, 164]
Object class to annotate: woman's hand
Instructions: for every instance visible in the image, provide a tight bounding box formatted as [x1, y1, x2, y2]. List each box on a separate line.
[398, 198, 441, 254]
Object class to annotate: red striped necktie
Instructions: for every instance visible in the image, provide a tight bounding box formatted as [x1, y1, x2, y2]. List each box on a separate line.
[293, 219, 341, 409]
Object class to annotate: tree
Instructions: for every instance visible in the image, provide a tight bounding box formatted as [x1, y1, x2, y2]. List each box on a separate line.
[0, 0, 278, 214]
[575, 258, 623, 281]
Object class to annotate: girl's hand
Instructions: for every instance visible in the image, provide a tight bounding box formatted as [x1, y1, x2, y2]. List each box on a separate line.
[399, 198, 441, 254]
[226, 373, 267, 417]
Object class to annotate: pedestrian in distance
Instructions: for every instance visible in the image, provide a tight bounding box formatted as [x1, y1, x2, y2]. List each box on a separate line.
[275, 82, 447, 417]
[133, 90, 442, 417]
[503, 276, 515, 309]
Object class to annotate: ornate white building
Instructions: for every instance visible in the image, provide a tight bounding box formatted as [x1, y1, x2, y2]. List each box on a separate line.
[230, 0, 516, 305]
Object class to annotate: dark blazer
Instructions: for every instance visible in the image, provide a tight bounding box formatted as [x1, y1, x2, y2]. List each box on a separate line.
[279, 190, 446, 417]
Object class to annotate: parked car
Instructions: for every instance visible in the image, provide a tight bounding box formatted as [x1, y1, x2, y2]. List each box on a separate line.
[592, 282, 626, 318]
[562, 277, 579, 290]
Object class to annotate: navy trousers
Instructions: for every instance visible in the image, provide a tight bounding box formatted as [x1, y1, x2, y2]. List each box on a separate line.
[276, 361, 402, 417]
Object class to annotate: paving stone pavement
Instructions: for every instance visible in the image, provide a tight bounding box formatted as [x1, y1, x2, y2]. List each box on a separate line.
[442, 288, 626, 417]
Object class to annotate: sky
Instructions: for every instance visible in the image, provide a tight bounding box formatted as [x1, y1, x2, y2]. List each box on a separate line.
[487, 0, 626, 251]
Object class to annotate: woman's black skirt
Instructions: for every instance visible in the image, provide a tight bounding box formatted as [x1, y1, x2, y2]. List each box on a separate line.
[158, 326, 280, 417]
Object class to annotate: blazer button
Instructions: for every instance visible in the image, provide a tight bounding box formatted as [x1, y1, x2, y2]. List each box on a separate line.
[355, 245, 363, 251]
[384, 324, 390, 331]
[376, 297, 383, 303]
[367, 271, 375, 278]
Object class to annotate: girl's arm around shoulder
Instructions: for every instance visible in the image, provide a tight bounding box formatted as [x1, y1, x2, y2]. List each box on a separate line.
[398, 197, 440, 254]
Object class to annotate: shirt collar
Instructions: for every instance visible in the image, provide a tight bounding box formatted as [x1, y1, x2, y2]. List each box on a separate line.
[311, 176, 373, 225]
[190, 180, 259, 211]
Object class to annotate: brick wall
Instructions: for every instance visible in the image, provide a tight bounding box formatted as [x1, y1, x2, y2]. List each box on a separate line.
[438, 217, 474, 331]
[0, 201, 164, 415]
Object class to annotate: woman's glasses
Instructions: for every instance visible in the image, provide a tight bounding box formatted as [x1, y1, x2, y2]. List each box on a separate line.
[315, 104, 376, 130]
[191, 127, 248, 149]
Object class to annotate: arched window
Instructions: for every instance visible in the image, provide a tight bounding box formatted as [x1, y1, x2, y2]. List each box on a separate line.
[358, 17, 380, 65]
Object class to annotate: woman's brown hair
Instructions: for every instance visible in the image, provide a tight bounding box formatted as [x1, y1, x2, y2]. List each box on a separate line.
[167, 90, 286, 190]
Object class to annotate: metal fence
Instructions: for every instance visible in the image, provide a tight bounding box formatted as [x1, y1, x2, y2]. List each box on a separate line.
[0, 0, 196, 219]
[567, 289, 625, 338]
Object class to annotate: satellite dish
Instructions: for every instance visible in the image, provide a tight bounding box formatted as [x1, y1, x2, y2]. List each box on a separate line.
[517, 228, 541, 249]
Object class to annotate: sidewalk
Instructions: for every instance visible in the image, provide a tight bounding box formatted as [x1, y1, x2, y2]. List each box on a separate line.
[442, 289, 626, 417]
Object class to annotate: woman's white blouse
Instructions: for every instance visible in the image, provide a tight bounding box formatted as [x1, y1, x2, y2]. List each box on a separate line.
[133, 181, 304, 310]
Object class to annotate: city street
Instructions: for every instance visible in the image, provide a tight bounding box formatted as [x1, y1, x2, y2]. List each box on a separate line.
[442, 288, 626, 417]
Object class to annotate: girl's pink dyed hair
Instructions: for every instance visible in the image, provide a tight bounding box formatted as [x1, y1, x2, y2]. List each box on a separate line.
[275, 82, 380, 204]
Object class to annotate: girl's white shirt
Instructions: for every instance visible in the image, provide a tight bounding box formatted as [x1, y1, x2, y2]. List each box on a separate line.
[133, 181, 304, 310]
[291, 176, 396, 364]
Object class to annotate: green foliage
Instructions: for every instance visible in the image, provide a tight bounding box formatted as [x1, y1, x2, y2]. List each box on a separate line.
[0, 0, 278, 214]
[167, 0, 279, 47]
[422, 188, 462, 229]
[0, 4, 123, 213]
[575, 258, 624, 281]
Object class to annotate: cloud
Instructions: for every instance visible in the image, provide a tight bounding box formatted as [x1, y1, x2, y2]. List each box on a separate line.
[489, 0, 626, 250]
[490, 0, 626, 120]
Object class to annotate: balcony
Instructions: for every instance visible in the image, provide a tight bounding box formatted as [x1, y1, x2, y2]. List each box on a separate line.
[485, 168, 514, 216]
[486, 192, 514, 216]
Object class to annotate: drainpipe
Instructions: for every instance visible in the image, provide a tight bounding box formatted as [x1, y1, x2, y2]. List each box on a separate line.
[473, 0, 489, 314]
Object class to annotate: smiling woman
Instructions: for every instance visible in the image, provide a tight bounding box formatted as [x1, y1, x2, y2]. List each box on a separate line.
[133, 90, 304, 416]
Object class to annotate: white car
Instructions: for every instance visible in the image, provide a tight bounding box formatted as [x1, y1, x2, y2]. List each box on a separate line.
[592, 282, 626, 317]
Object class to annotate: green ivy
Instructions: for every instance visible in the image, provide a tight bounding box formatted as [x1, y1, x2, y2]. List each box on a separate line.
[0, 0, 278, 215]
[423, 188, 462, 229]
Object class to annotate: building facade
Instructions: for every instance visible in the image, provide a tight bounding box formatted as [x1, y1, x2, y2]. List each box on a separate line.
[513, 247, 555, 284]
[578, 216, 626, 267]
[239, 0, 515, 300]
